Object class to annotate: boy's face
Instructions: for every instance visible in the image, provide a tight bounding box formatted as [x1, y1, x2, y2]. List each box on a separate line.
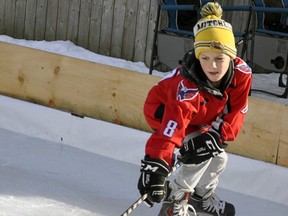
[198, 51, 231, 86]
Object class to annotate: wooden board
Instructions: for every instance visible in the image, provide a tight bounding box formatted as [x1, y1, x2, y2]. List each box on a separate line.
[277, 103, 288, 166]
[0, 41, 158, 132]
[227, 97, 283, 164]
[0, 41, 287, 167]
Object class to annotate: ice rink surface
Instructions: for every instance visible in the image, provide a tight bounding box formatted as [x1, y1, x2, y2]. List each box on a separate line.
[0, 96, 287, 215]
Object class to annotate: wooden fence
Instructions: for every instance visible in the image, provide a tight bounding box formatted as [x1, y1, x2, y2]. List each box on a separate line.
[0, 0, 159, 66]
[0, 0, 250, 68]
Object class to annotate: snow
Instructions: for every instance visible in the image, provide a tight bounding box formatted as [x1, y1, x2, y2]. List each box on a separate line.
[0, 35, 288, 215]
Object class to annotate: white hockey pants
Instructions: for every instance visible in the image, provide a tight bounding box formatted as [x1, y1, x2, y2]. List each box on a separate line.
[169, 150, 228, 199]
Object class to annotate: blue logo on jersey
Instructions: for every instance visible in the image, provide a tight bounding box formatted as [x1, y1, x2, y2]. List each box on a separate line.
[177, 80, 199, 102]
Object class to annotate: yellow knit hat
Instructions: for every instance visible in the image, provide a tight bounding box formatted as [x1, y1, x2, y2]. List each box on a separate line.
[193, 2, 237, 59]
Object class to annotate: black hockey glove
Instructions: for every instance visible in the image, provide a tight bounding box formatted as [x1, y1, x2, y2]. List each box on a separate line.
[137, 156, 170, 207]
[179, 132, 228, 164]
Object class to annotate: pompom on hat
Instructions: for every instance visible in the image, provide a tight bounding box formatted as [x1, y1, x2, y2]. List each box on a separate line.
[193, 2, 237, 59]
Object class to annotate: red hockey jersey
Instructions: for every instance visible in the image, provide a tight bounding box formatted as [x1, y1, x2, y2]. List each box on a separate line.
[144, 57, 252, 166]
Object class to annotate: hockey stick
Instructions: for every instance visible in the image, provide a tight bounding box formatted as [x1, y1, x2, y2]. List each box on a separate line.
[120, 160, 183, 216]
[120, 193, 148, 216]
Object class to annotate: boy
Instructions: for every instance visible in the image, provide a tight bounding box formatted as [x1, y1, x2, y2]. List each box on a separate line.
[138, 2, 252, 215]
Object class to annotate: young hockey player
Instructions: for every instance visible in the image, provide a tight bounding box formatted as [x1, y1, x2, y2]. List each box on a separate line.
[137, 2, 252, 216]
